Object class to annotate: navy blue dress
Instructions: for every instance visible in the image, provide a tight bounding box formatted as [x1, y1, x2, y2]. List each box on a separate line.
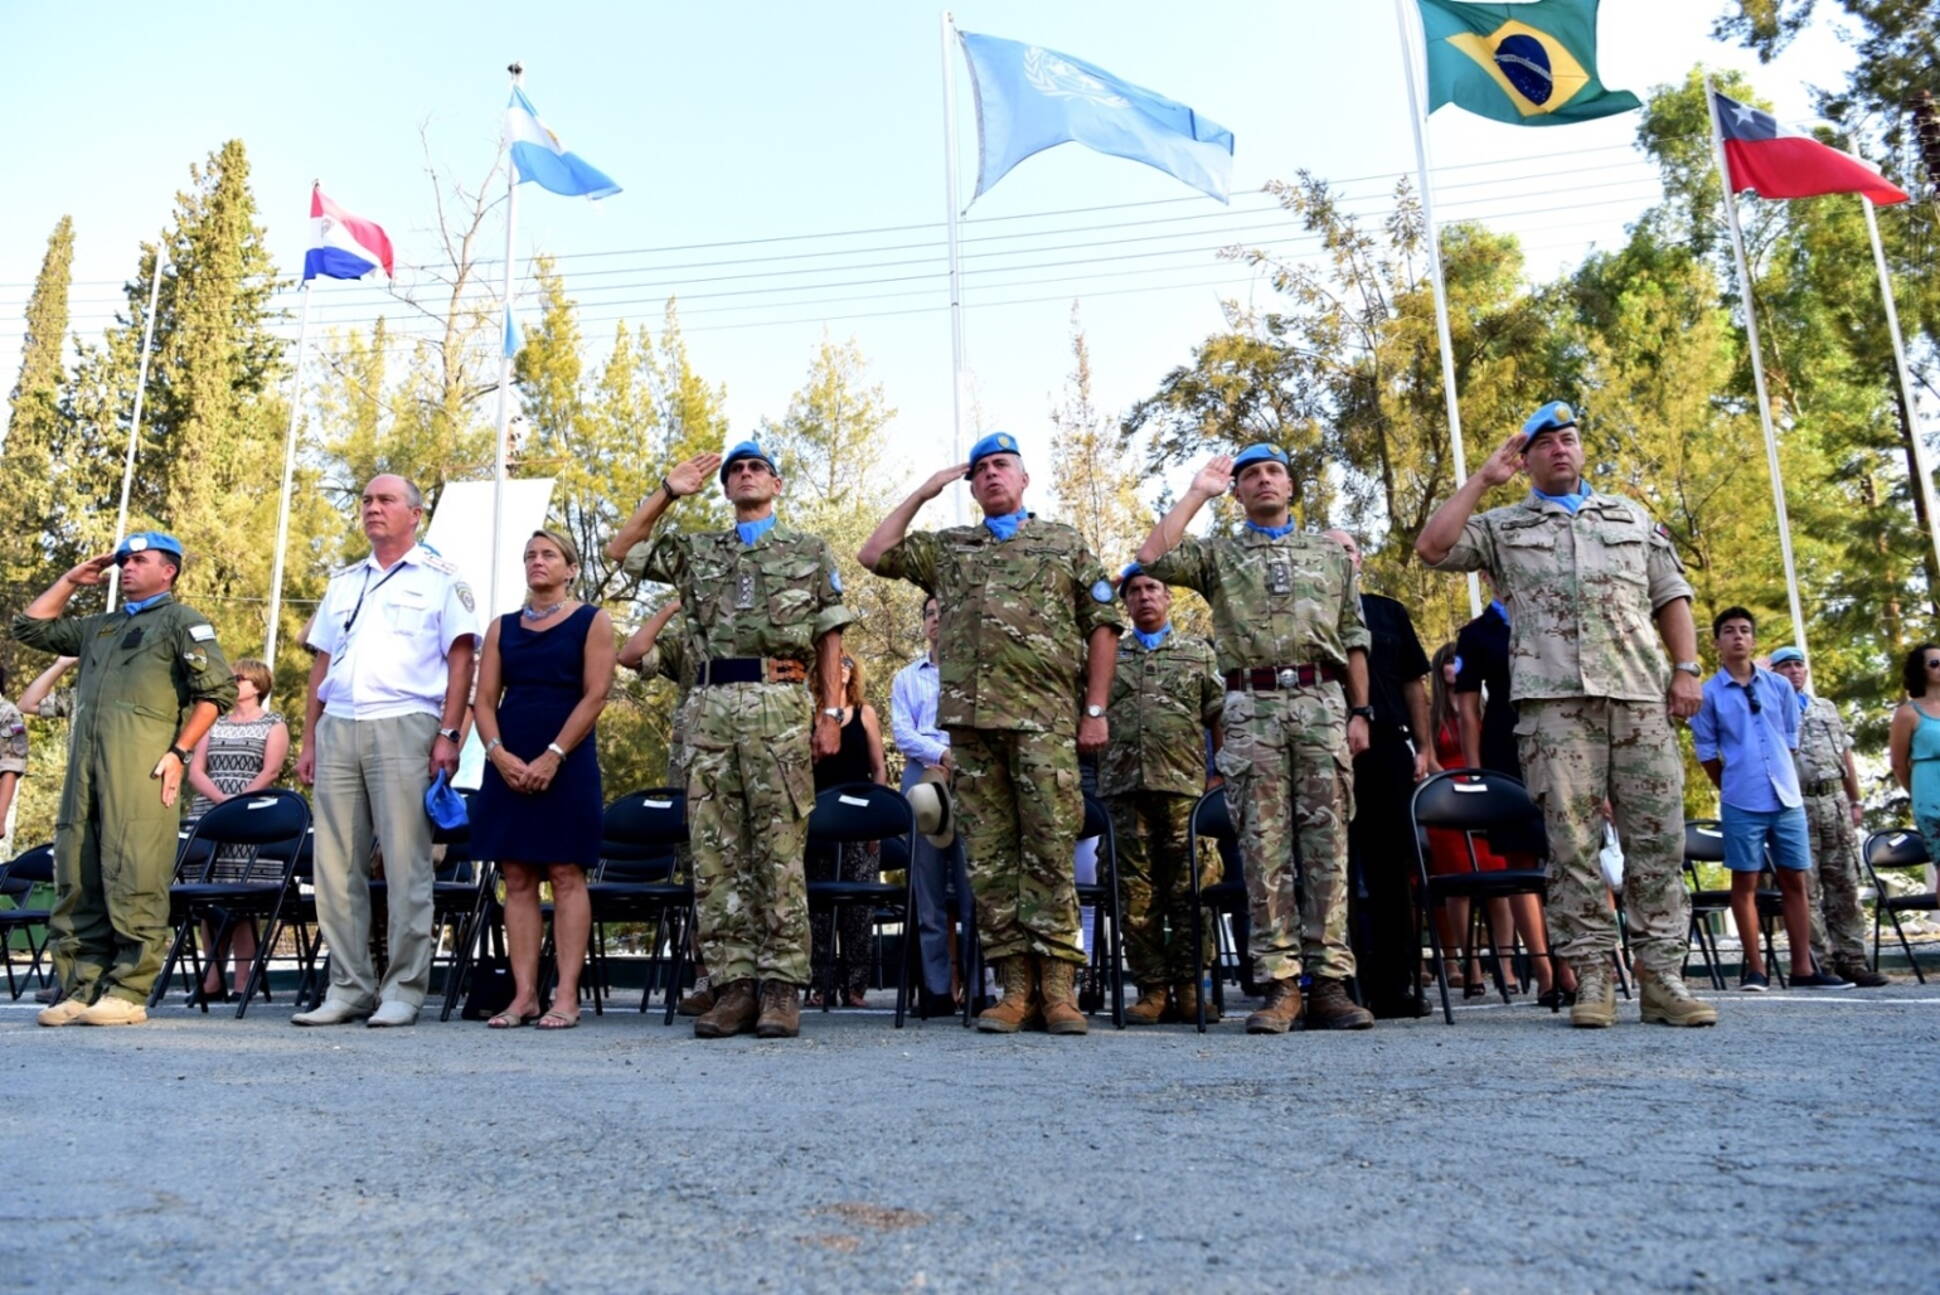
[472, 604, 603, 867]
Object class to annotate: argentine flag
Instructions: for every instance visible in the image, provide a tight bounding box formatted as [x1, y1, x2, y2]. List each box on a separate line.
[504, 87, 622, 200]
[304, 185, 394, 281]
[958, 32, 1233, 203]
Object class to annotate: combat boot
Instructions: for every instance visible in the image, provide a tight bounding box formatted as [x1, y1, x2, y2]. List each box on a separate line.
[754, 980, 801, 1039]
[1244, 977, 1302, 1034]
[1171, 981, 1221, 1024]
[974, 957, 1041, 1033]
[1638, 967, 1718, 1027]
[693, 978, 758, 1038]
[1569, 963, 1616, 1029]
[676, 975, 715, 1018]
[1124, 984, 1170, 1026]
[76, 996, 147, 1026]
[1304, 977, 1374, 1030]
[1832, 957, 1888, 988]
[1037, 957, 1089, 1035]
[36, 996, 89, 1027]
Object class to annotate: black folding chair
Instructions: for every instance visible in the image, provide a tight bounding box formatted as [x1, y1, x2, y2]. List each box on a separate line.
[1409, 770, 1560, 1024]
[423, 793, 500, 1022]
[0, 844, 54, 1000]
[150, 789, 311, 1017]
[1864, 827, 1937, 983]
[585, 789, 694, 1023]
[805, 781, 919, 1027]
[1682, 817, 1787, 988]
[1074, 793, 1127, 1029]
[1187, 787, 1251, 1033]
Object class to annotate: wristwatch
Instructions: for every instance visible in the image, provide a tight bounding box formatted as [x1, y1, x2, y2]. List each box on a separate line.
[438, 727, 462, 743]
[1349, 705, 1376, 722]
[166, 744, 192, 765]
[1084, 704, 1106, 719]
[1672, 662, 1702, 677]
[820, 707, 843, 721]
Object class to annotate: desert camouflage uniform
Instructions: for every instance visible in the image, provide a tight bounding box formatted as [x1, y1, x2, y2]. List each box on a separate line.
[627, 525, 853, 986]
[1144, 530, 1369, 983]
[1101, 630, 1224, 987]
[875, 518, 1122, 966]
[1793, 692, 1868, 966]
[0, 699, 26, 858]
[1427, 490, 1693, 975]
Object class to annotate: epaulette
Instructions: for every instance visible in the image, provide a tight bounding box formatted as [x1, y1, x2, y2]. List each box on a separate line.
[422, 553, 463, 576]
[328, 561, 362, 579]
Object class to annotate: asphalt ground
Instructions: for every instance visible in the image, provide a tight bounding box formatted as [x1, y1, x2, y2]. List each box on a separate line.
[2, 983, 1936, 1293]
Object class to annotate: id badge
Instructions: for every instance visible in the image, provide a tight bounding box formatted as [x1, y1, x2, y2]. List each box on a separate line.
[1266, 561, 1291, 595]
[735, 568, 757, 611]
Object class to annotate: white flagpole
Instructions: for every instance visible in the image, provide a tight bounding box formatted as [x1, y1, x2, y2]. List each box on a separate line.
[1705, 78, 1810, 663]
[940, 10, 967, 525]
[264, 275, 314, 668]
[108, 237, 167, 613]
[1858, 188, 1940, 603]
[1393, 0, 1479, 617]
[491, 61, 523, 620]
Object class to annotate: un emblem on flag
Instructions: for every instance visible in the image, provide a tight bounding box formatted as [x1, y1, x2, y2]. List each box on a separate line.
[1023, 46, 1129, 109]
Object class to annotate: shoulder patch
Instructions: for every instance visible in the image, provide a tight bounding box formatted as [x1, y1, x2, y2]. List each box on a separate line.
[188, 623, 217, 642]
[455, 583, 476, 612]
[829, 568, 844, 594]
[1090, 579, 1114, 604]
[1653, 522, 1673, 541]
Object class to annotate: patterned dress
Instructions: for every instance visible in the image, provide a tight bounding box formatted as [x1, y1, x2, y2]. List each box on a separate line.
[186, 710, 286, 881]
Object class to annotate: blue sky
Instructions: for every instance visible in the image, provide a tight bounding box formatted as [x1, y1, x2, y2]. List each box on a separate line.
[0, 2, 1862, 509]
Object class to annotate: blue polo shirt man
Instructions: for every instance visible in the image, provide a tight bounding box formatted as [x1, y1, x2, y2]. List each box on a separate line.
[1688, 607, 1850, 991]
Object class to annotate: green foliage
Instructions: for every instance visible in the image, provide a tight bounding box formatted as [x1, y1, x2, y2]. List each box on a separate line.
[0, 216, 73, 683]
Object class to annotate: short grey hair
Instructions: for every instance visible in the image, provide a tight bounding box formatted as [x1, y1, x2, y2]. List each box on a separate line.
[401, 478, 424, 510]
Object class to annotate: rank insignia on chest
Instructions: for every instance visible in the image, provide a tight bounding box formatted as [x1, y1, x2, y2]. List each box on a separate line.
[1266, 561, 1291, 595]
[735, 569, 757, 611]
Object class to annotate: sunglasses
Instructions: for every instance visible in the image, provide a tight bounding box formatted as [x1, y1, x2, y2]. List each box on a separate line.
[841, 659, 855, 670]
[1746, 690, 1761, 715]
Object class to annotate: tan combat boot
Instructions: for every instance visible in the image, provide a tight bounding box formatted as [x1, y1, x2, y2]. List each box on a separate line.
[1305, 977, 1374, 1030]
[693, 978, 758, 1038]
[1037, 957, 1089, 1035]
[1570, 963, 1616, 1029]
[76, 996, 147, 1026]
[974, 957, 1041, 1033]
[1244, 977, 1302, 1034]
[36, 996, 89, 1027]
[1124, 984, 1169, 1026]
[676, 974, 715, 1018]
[1638, 967, 1719, 1027]
[754, 980, 801, 1039]
[1172, 981, 1221, 1024]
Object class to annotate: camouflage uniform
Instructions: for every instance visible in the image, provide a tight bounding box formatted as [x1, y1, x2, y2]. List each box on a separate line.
[1793, 693, 1868, 967]
[875, 518, 1122, 966]
[627, 526, 854, 987]
[1426, 490, 1694, 975]
[0, 699, 26, 859]
[635, 612, 699, 792]
[1144, 531, 1369, 983]
[1101, 630, 1224, 987]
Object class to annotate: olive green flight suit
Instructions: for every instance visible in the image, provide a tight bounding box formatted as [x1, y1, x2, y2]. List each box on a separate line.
[13, 597, 235, 1004]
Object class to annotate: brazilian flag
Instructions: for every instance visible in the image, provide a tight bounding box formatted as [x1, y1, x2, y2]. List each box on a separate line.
[1416, 0, 1639, 126]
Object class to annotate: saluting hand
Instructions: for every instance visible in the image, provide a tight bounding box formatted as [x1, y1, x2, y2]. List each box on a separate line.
[151, 752, 185, 808]
[664, 453, 722, 499]
[921, 463, 970, 499]
[1188, 455, 1235, 500]
[1477, 432, 1528, 488]
[63, 553, 116, 587]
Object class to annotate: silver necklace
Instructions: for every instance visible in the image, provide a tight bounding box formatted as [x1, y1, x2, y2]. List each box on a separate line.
[522, 599, 568, 621]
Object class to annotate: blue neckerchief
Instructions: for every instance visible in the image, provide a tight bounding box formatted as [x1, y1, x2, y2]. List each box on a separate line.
[1531, 484, 1592, 515]
[124, 592, 169, 616]
[1797, 690, 1812, 717]
[1132, 624, 1171, 651]
[735, 515, 777, 546]
[1244, 519, 1298, 539]
[983, 509, 1028, 541]
[1490, 599, 1509, 625]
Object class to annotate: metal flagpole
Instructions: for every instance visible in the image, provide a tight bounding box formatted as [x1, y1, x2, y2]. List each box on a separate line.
[1858, 188, 1940, 606]
[1705, 78, 1810, 662]
[1393, 0, 1479, 617]
[940, 10, 967, 525]
[108, 237, 167, 613]
[264, 275, 314, 668]
[491, 61, 524, 619]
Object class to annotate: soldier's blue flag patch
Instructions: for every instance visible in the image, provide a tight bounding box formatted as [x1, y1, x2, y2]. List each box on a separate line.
[829, 568, 844, 593]
[1090, 579, 1114, 604]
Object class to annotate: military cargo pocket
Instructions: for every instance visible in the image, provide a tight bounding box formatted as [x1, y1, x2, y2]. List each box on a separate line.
[765, 556, 823, 623]
[771, 739, 816, 819]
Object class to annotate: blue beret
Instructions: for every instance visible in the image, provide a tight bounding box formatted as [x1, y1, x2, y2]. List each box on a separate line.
[114, 530, 184, 564]
[1117, 562, 1151, 596]
[1231, 443, 1289, 473]
[1769, 646, 1804, 666]
[1521, 401, 1577, 448]
[966, 431, 1022, 472]
[719, 440, 777, 482]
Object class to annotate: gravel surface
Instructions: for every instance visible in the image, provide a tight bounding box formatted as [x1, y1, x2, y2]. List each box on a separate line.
[3, 985, 1936, 1292]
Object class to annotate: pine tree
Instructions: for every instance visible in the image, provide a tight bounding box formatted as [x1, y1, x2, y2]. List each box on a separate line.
[0, 215, 74, 676]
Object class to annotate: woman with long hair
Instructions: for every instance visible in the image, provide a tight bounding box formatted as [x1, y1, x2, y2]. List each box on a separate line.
[806, 651, 888, 1007]
[1888, 643, 1940, 846]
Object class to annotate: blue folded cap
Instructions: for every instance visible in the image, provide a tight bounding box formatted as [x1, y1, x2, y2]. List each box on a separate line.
[1231, 443, 1290, 473]
[966, 431, 1022, 474]
[113, 530, 184, 564]
[1521, 401, 1577, 449]
[1769, 646, 1805, 666]
[424, 771, 469, 831]
[719, 440, 777, 482]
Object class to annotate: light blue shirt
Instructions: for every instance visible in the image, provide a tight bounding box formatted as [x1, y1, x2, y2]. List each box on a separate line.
[1690, 666, 1801, 812]
[890, 654, 949, 768]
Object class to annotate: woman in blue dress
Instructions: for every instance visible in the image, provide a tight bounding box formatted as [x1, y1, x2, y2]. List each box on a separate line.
[472, 529, 616, 1029]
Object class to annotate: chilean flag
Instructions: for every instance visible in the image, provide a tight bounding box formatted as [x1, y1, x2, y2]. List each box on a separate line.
[1715, 91, 1908, 206]
[304, 185, 395, 281]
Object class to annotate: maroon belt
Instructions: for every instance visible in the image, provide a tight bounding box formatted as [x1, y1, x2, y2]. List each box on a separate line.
[1223, 663, 1345, 692]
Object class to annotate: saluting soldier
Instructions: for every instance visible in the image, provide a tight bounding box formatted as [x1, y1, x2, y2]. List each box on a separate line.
[608, 441, 854, 1040]
[14, 532, 236, 1027]
[860, 433, 1122, 1036]
[1415, 400, 1715, 1028]
[1136, 445, 1376, 1034]
[1101, 566, 1225, 1025]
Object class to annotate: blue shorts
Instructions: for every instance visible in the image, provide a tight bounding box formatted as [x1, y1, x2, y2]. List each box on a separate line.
[1719, 802, 1812, 873]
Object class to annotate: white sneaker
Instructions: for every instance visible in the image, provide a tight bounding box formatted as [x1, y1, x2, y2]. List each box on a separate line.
[366, 1000, 419, 1028]
[292, 999, 373, 1027]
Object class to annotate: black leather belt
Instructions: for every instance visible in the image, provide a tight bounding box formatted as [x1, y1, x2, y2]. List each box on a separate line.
[1223, 663, 1345, 691]
[696, 657, 807, 686]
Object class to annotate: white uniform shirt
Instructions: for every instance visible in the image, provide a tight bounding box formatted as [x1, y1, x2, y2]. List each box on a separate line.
[307, 544, 480, 721]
